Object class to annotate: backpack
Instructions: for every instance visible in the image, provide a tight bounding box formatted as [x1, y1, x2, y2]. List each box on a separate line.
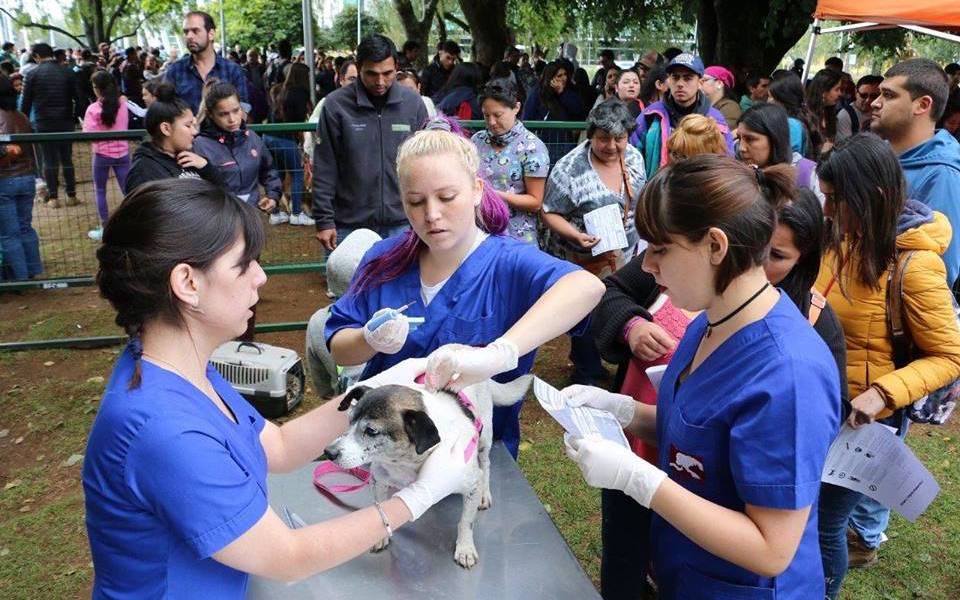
[838, 104, 860, 134]
[886, 250, 960, 424]
[795, 157, 816, 191]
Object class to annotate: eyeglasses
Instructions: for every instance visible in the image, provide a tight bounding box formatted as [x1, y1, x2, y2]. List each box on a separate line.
[857, 91, 880, 100]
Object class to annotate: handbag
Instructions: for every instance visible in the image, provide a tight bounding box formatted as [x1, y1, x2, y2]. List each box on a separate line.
[886, 250, 960, 424]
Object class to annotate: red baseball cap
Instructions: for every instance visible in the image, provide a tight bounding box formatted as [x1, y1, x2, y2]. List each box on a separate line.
[704, 66, 735, 90]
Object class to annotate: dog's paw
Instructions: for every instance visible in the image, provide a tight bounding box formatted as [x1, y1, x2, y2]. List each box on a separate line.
[371, 537, 391, 553]
[479, 489, 492, 510]
[454, 543, 479, 569]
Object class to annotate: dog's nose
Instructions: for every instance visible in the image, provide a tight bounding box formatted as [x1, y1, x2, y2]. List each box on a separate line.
[324, 446, 340, 462]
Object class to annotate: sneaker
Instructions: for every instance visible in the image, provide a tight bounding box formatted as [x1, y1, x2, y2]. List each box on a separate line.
[66, 194, 81, 206]
[269, 211, 290, 225]
[87, 228, 103, 241]
[47, 197, 62, 209]
[290, 212, 316, 226]
[847, 533, 878, 569]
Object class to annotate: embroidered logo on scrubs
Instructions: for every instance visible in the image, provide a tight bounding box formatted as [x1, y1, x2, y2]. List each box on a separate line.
[669, 445, 705, 483]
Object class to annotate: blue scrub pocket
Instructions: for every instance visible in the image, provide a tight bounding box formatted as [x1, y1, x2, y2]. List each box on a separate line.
[439, 314, 499, 347]
[664, 408, 724, 497]
[677, 563, 775, 599]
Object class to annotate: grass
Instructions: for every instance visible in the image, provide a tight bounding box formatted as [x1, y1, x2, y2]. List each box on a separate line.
[0, 338, 958, 598]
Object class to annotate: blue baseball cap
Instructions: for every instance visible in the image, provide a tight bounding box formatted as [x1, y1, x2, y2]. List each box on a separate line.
[666, 53, 705, 77]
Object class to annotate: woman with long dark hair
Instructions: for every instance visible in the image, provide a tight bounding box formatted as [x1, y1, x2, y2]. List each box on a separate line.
[805, 69, 843, 156]
[769, 73, 819, 159]
[264, 62, 314, 226]
[434, 62, 483, 120]
[737, 102, 824, 202]
[523, 61, 586, 164]
[82, 70, 130, 241]
[814, 133, 960, 599]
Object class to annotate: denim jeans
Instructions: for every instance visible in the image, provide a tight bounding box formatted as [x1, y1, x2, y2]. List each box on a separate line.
[336, 223, 410, 246]
[818, 482, 866, 600]
[848, 410, 910, 547]
[0, 175, 43, 280]
[492, 401, 523, 459]
[263, 135, 304, 215]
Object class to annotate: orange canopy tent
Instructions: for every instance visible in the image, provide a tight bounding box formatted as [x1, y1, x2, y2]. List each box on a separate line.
[802, 0, 960, 79]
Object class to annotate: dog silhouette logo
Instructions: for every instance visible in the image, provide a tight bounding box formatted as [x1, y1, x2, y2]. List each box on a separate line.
[669, 445, 705, 483]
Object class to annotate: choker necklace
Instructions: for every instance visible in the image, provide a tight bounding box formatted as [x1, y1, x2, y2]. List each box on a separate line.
[705, 282, 771, 338]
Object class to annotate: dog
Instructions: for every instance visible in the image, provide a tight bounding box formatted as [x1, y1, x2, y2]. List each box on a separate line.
[323, 369, 533, 568]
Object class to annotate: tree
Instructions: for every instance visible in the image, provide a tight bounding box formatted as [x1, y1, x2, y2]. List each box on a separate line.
[457, 0, 509, 67]
[325, 6, 386, 51]
[696, 0, 816, 81]
[393, 0, 442, 70]
[508, 0, 571, 53]
[221, 0, 308, 52]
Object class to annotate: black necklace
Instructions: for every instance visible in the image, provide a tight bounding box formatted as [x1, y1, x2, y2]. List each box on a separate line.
[705, 282, 771, 338]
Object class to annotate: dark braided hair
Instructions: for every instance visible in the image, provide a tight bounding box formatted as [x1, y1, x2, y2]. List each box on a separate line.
[96, 178, 265, 388]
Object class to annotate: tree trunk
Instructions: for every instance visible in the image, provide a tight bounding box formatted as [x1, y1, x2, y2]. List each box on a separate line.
[457, 0, 509, 68]
[394, 0, 441, 70]
[697, 0, 815, 91]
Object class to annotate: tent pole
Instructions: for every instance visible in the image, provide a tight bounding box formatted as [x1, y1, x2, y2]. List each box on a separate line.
[902, 25, 960, 44]
[303, 0, 316, 105]
[802, 18, 820, 82]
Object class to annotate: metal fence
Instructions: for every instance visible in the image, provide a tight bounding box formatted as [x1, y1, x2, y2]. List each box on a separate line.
[1, 120, 586, 292]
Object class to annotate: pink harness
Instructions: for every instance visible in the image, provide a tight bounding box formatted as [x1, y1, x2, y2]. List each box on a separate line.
[313, 374, 482, 495]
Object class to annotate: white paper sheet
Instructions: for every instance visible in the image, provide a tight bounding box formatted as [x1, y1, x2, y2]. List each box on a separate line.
[821, 423, 940, 522]
[583, 204, 628, 257]
[533, 377, 629, 448]
[645, 365, 668, 392]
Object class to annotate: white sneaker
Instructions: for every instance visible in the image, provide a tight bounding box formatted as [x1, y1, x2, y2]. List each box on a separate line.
[87, 228, 103, 241]
[269, 211, 290, 225]
[290, 212, 316, 226]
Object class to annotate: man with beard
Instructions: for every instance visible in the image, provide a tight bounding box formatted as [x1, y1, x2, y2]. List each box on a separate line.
[836, 75, 882, 142]
[163, 11, 247, 115]
[628, 53, 734, 177]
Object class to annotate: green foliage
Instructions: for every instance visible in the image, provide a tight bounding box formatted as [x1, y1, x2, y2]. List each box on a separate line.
[324, 6, 386, 51]
[220, 0, 307, 52]
[508, 0, 572, 51]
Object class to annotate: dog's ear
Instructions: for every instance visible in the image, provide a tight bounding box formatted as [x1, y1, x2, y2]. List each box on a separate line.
[402, 409, 441, 455]
[338, 385, 371, 412]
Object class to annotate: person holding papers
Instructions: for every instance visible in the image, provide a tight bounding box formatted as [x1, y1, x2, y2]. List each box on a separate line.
[562, 155, 841, 599]
[542, 99, 647, 386]
[814, 133, 960, 598]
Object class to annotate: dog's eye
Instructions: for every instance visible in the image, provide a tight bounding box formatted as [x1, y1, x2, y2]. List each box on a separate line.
[364, 427, 380, 437]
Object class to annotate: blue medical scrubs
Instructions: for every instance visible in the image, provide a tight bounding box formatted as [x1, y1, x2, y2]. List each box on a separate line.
[326, 234, 586, 456]
[651, 292, 840, 599]
[83, 351, 269, 599]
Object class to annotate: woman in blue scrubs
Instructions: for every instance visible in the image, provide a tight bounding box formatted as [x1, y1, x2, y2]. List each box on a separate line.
[83, 178, 474, 599]
[563, 155, 841, 599]
[325, 124, 606, 457]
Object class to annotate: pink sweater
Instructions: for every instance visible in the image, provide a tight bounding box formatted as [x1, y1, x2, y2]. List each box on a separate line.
[82, 99, 129, 159]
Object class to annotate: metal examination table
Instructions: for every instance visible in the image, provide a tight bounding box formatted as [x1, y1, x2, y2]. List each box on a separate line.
[247, 443, 601, 599]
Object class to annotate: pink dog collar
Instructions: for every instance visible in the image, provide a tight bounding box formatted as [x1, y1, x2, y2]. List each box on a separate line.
[313, 461, 372, 494]
[414, 373, 481, 463]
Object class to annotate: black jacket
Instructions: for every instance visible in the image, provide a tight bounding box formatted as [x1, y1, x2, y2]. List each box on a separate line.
[20, 61, 79, 129]
[312, 81, 427, 231]
[420, 60, 451, 99]
[124, 141, 223, 194]
[193, 122, 281, 205]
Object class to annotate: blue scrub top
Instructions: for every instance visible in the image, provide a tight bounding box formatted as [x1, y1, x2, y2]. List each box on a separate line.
[652, 292, 840, 599]
[325, 234, 585, 381]
[82, 351, 269, 599]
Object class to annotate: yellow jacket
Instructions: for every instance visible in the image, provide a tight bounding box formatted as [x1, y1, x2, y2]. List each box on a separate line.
[816, 211, 960, 419]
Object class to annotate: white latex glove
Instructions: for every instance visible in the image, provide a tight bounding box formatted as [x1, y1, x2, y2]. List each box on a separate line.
[394, 433, 471, 520]
[425, 338, 519, 392]
[564, 435, 667, 508]
[355, 357, 428, 389]
[560, 385, 637, 428]
[363, 307, 410, 354]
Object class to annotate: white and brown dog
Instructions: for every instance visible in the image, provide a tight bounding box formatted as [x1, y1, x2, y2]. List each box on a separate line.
[324, 369, 532, 568]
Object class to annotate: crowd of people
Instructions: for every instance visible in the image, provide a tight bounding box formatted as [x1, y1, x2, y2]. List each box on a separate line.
[3, 9, 960, 600]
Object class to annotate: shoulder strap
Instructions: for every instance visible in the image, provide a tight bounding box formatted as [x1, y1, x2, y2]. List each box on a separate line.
[886, 250, 918, 369]
[808, 288, 826, 326]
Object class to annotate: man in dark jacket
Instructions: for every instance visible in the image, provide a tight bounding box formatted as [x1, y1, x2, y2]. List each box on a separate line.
[20, 42, 80, 207]
[120, 47, 144, 106]
[313, 34, 427, 250]
[73, 49, 98, 116]
[420, 40, 460, 99]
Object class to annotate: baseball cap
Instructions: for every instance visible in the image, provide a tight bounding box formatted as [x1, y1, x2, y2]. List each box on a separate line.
[704, 66, 735, 89]
[666, 53, 705, 77]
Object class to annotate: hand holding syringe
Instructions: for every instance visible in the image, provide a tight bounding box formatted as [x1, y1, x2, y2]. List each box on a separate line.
[363, 301, 425, 354]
